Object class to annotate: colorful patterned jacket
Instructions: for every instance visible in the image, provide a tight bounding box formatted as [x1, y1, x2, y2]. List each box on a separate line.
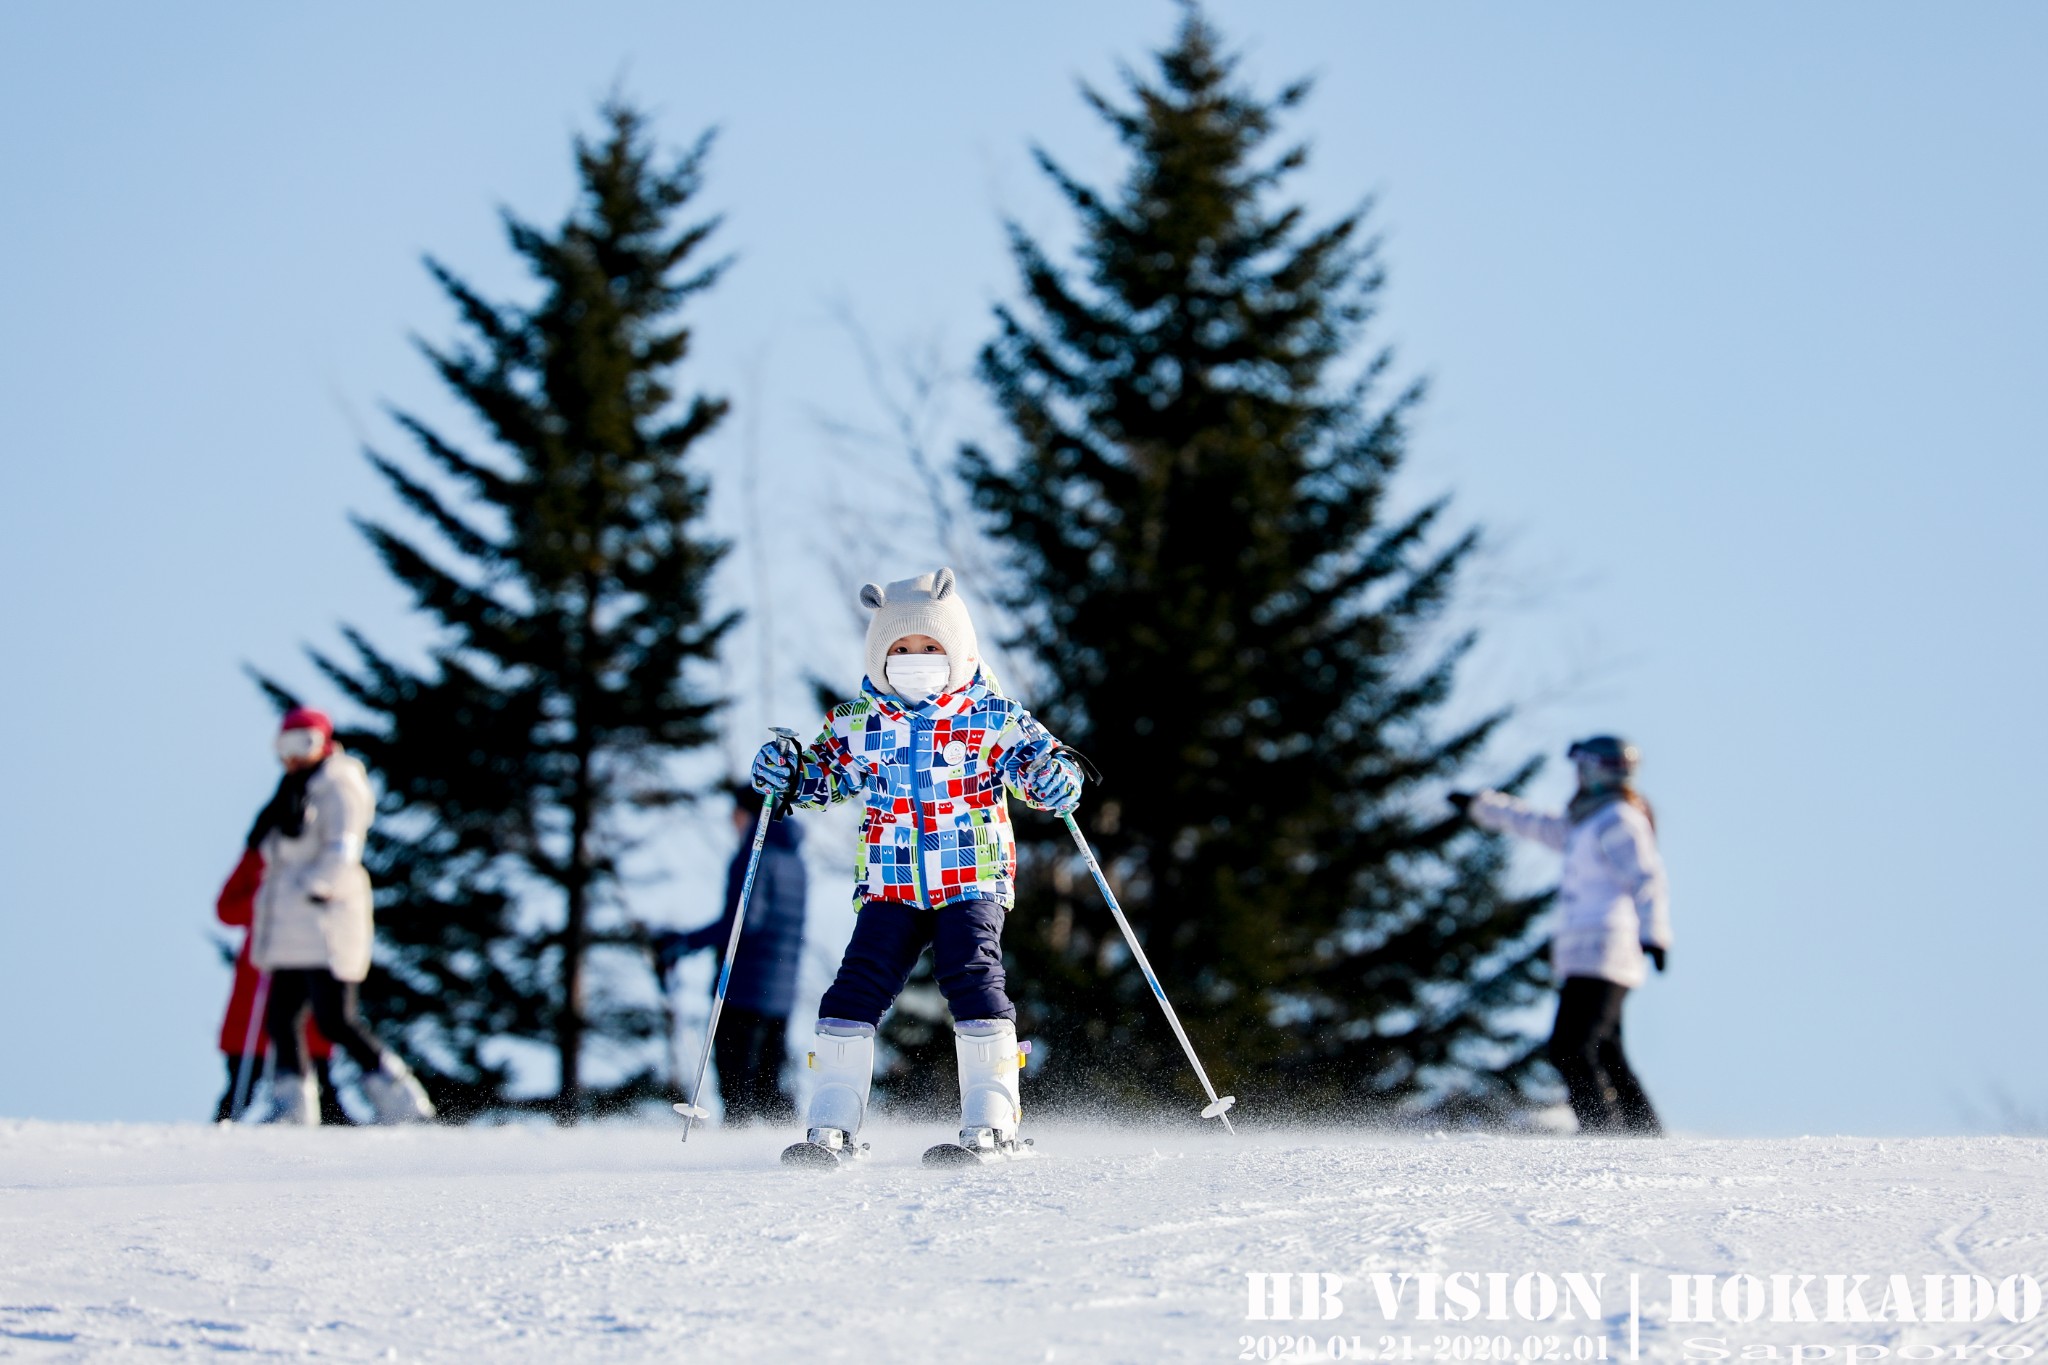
[789, 672, 1074, 911]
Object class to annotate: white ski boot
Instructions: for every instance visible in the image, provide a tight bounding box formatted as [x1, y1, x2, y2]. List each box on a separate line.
[361, 1052, 436, 1124]
[924, 1019, 1028, 1167]
[260, 1069, 317, 1126]
[782, 1022, 874, 1169]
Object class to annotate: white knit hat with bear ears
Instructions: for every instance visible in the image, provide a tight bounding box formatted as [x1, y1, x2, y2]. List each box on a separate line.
[861, 567, 980, 696]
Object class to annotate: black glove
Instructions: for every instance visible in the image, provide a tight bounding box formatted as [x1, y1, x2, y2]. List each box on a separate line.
[652, 930, 689, 978]
[1645, 945, 1667, 973]
[1446, 791, 1476, 817]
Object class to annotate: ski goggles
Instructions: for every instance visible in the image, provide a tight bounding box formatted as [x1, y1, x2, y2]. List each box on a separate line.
[275, 727, 328, 763]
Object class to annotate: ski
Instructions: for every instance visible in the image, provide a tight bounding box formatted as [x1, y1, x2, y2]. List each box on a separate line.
[782, 1141, 852, 1169]
[921, 1142, 992, 1167]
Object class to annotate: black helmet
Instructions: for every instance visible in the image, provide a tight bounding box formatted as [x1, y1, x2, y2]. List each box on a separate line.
[1567, 735, 1639, 785]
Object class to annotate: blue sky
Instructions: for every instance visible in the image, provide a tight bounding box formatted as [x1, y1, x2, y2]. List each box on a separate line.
[1, 3, 2042, 1134]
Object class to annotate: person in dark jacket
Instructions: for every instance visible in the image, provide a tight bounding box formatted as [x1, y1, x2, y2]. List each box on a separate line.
[654, 783, 808, 1124]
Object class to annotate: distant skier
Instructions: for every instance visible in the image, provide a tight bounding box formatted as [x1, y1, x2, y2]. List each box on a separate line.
[213, 846, 350, 1124]
[1451, 736, 1672, 1135]
[247, 707, 435, 1126]
[653, 783, 808, 1125]
[751, 569, 1082, 1165]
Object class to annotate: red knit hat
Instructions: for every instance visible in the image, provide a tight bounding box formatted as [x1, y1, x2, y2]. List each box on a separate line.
[279, 707, 334, 740]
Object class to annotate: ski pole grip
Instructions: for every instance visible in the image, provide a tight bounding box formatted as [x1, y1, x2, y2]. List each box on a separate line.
[768, 726, 804, 821]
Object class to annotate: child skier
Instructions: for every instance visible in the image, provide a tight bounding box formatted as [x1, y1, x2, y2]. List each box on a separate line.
[752, 568, 1082, 1166]
[1451, 736, 1672, 1135]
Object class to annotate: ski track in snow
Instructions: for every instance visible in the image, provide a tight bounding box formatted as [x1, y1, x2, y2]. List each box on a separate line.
[0, 1121, 2041, 1362]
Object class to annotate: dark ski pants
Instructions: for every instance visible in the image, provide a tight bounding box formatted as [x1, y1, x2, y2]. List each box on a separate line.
[214, 1052, 352, 1125]
[713, 1005, 793, 1125]
[817, 897, 1014, 1028]
[264, 969, 384, 1080]
[1548, 975, 1661, 1135]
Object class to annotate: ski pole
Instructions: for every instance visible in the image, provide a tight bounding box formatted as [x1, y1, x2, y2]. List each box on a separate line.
[230, 968, 271, 1121]
[675, 727, 804, 1142]
[1051, 746, 1235, 1133]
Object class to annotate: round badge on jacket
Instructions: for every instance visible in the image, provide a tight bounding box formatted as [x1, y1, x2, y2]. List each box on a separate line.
[942, 740, 967, 766]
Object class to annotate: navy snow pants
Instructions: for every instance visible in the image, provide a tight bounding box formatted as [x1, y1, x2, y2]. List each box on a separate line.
[712, 1005, 793, 1125]
[817, 897, 1014, 1027]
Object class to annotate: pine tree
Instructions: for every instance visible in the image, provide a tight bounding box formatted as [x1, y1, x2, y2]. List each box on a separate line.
[958, 10, 1551, 1121]
[275, 101, 735, 1120]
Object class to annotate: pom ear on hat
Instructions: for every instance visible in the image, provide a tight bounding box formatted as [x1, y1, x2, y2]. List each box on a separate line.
[859, 583, 887, 610]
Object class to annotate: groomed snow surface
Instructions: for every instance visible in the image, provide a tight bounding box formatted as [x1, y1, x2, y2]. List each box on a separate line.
[1, 1119, 2042, 1362]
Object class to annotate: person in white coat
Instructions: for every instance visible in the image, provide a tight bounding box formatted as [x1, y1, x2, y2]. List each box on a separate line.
[1451, 736, 1671, 1134]
[249, 707, 434, 1125]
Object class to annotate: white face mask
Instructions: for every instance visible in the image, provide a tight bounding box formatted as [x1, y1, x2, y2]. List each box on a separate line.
[275, 728, 326, 763]
[884, 654, 951, 699]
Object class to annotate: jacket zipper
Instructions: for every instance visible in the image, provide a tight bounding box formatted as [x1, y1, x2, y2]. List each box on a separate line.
[908, 714, 932, 908]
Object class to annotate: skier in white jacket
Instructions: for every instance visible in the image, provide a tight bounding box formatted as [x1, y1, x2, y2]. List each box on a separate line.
[248, 707, 434, 1125]
[1451, 736, 1671, 1134]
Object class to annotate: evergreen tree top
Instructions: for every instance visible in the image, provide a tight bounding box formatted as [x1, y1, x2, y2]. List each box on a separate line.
[1007, 8, 1378, 441]
[971, 6, 1455, 770]
[344, 100, 735, 767]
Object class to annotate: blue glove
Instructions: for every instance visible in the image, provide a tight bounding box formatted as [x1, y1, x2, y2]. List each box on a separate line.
[751, 740, 798, 798]
[1021, 752, 1082, 815]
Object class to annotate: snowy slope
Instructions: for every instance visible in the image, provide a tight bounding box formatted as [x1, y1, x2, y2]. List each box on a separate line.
[1, 1120, 2042, 1363]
